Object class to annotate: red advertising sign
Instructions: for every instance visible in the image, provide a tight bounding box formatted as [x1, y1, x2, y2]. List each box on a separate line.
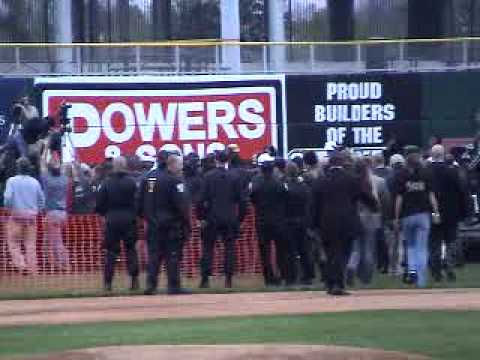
[43, 88, 279, 164]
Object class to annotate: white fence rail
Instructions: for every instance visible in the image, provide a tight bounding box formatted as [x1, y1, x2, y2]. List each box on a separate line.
[1, 38, 480, 75]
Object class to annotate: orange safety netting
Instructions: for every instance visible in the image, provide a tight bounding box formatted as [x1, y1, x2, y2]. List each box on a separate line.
[0, 208, 265, 292]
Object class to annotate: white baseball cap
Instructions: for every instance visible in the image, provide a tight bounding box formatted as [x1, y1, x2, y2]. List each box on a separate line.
[257, 153, 275, 166]
[324, 141, 337, 151]
[390, 154, 406, 166]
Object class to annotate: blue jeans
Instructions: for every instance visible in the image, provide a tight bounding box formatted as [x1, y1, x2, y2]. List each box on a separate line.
[402, 213, 431, 287]
[348, 224, 377, 284]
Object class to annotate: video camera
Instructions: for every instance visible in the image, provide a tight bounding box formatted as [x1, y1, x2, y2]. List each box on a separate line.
[59, 103, 72, 133]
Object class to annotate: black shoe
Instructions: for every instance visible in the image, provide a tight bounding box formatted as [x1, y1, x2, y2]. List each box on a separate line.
[225, 276, 233, 289]
[144, 287, 157, 296]
[130, 277, 140, 291]
[404, 271, 417, 285]
[199, 277, 210, 289]
[300, 278, 313, 286]
[432, 273, 443, 283]
[446, 271, 457, 282]
[104, 283, 112, 292]
[328, 287, 350, 296]
[167, 288, 192, 295]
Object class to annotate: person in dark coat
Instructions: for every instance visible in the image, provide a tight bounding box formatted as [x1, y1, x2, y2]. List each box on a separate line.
[312, 152, 378, 296]
[229, 151, 251, 194]
[427, 145, 468, 282]
[183, 153, 203, 204]
[250, 153, 289, 286]
[197, 151, 247, 289]
[96, 156, 139, 292]
[284, 162, 314, 285]
[138, 153, 192, 295]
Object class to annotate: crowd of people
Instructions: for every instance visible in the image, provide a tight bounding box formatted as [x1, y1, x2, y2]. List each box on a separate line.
[0, 137, 473, 296]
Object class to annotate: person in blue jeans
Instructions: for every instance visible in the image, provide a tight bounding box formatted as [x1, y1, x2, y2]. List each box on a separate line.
[393, 150, 439, 288]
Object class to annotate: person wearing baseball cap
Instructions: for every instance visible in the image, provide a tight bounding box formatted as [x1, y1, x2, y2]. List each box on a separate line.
[257, 152, 275, 167]
[227, 144, 240, 154]
[250, 151, 289, 286]
[389, 154, 406, 168]
[197, 150, 248, 289]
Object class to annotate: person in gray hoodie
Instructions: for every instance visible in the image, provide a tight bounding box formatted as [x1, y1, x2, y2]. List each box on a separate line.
[4, 157, 45, 274]
[347, 157, 390, 286]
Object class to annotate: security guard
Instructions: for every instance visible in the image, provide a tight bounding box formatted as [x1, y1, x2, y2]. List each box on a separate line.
[198, 150, 247, 289]
[250, 153, 288, 286]
[96, 156, 139, 292]
[284, 162, 314, 285]
[138, 152, 192, 295]
[139, 149, 169, 261]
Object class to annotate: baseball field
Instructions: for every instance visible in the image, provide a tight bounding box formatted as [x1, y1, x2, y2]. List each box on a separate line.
[1, 265, 479, 359]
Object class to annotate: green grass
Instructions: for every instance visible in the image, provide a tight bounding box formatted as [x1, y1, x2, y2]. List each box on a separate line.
[0, 310, 477, 359]
[0, 264, 479, 301]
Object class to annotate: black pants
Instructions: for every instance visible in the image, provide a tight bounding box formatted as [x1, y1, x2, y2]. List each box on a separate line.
[146, 223, 184, 291]
[322, 228, 354, 291]
[286, 220, 314, 284]
[256, 222, 288, 284]
[430, 222, 458, 276]
[104, 214, 139, 286]
[376, 227, 389, 272]
[200, 220, 238, 278]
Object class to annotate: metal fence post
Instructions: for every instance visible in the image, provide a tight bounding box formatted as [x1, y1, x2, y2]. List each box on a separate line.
[310, 44, 315, 70]
[14, 47, 20, 71]
[215, 44, 220, 72]
[75, 47, 82, 73]
[399, 41, 405, 62]
[356, 44, 362, 68]
[175, 46, 180, 74]
[135, 46, 141, 73]
[463, 40, 469, 67]
[263, 45, 268, 72]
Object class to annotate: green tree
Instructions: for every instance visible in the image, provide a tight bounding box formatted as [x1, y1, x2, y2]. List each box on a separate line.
[0, 0, 37, 41]
[240, 0, 266, 41]
[172, 0, 219, 40]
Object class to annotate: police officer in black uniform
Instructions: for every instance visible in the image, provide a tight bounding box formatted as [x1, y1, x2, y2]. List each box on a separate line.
[284, 161, 314, 285]
[138, 152, 192, 295]
[96, 156, 139, 292]
[198, 150, 247, 289]
[250, 153, 289, 286]
[139, 150, 170, 251]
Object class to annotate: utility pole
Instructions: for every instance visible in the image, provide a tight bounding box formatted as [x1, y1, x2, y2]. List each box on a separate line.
[266, 0, 286, 70]
[220, 0, 241, 72]
[54, 0, 73, 73]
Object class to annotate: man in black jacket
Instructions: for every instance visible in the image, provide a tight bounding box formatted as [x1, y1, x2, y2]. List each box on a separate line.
[285, 162, 314, 285]
[312, 152, 378, 296]
[96, 156, 139, 292]
[138, 153, 192, 295]
[198, 151, 247, 289]
[251, 153, 288, 286]
[427, 145, 467, 282]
